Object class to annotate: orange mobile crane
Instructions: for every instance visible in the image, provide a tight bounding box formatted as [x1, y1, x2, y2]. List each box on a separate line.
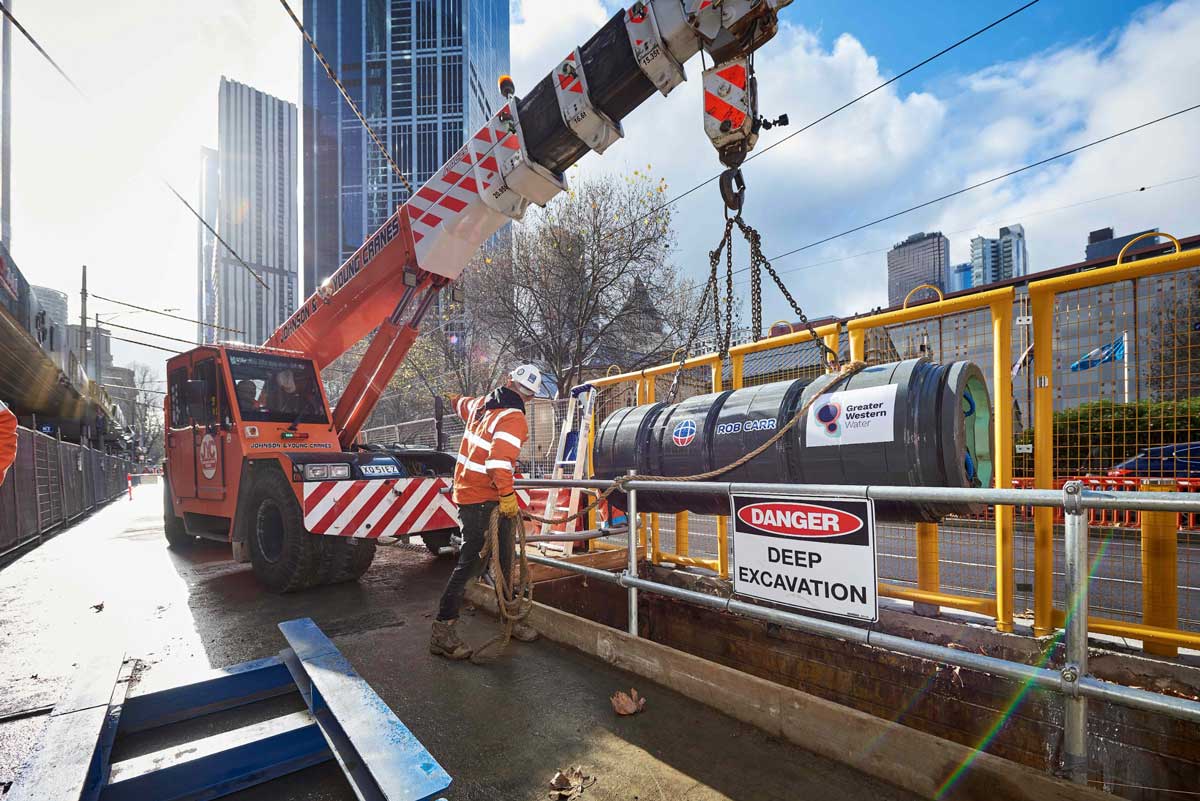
[163, 0, 794, 591]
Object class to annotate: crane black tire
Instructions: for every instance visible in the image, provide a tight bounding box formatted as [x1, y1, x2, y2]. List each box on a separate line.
[420, 529, 455, 557]
[163, 482, 194, 550]
[318, 536, 377, 584]
[247, 469, 321, 593]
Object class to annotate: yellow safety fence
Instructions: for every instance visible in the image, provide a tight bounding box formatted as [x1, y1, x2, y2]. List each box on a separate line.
[584, 234, 1200, 655]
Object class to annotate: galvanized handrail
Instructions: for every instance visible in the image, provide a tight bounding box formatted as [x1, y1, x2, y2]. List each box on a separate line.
[514, 476, 1200, 784]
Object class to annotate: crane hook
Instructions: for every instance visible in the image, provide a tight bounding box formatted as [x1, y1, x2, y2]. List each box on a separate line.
[719, 167, 745, 215]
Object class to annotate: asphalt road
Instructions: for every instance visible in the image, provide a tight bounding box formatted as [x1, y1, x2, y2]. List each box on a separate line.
[0, 485, 918, 801]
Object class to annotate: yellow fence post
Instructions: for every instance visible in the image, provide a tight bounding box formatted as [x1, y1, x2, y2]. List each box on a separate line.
[823, 330, 840, 373]
[991, 295, 1015, 632]
[1030, 287, 1055, 636]
[914, 522, 940, 616]
[849, 327, 865, 363]
[1140, 479, 1179, 657]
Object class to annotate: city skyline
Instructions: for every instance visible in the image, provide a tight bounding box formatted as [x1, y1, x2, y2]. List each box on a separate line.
[1, 1, 1199, 377]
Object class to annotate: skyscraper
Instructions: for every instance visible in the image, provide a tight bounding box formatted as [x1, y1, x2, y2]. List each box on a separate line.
[1, 0, 12, 249]
[971, 224, 1028, 287]
[886, 232, 950, 307]
[949, 263, 973, 294]
[1085, 227, 1159, 262]
[302, 0, 510, 294]
[198, 78, 299, 346]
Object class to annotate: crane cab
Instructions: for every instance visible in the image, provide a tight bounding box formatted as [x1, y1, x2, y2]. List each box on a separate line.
[162, 344, 458, 592]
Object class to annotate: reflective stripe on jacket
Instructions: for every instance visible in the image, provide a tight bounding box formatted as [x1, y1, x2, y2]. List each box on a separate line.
[0, 401, 16, 485]
[451, 394, 528, 505]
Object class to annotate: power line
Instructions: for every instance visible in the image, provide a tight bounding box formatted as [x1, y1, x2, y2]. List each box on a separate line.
[767, 102, 1200, 263]
[616, 0, 1043, 232]
[2, 1, 264, 294]
[102, 383, 167, 395]
[277, 0, 413, 194]
[164, 181, 267, 290]
[91, 294, 244, 334]
[108, 335, 182, 355]
[729, 171, 1200, 288]
[100, 319, 201, 347]
[0, 1, 85, 97]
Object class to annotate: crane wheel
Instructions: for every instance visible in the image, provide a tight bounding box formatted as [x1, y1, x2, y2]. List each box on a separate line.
[163, 481, 194, 550]
[317, 536, 377, 584]
[247, 469, 321, 593]
[420, 529, 456, 557]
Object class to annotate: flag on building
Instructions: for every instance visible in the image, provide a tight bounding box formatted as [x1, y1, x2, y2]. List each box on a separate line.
[1070, 334, 1126, 372]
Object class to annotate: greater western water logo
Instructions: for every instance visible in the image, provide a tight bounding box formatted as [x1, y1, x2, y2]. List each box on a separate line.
[814, 401, 842, 438]
[671, 419, 696, 447]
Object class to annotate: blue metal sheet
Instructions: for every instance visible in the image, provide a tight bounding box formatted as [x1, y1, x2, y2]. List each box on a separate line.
[279, 618, 452, 801]
[119, 655, 295, 734]
[101, 710, 330, 801]
[8, 655, 130, 801]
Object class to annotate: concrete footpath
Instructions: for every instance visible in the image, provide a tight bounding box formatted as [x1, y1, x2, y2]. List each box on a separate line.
[0, 486, 920, 800]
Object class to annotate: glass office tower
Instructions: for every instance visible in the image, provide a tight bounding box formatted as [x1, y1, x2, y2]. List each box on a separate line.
[302, 0, 510, 294]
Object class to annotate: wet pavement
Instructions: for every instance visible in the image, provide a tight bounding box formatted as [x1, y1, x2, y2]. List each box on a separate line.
[0, 486, 920, 800]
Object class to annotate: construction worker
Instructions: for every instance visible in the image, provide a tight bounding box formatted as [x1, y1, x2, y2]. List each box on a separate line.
[0, 400, 16, 487]
[430, 364, 543, 660]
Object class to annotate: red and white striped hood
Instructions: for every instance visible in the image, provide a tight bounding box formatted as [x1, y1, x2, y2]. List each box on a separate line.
[303, 477, 458, 538]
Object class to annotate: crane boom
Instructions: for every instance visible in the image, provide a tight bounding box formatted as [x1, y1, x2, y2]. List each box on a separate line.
[264, 0, 794, 445]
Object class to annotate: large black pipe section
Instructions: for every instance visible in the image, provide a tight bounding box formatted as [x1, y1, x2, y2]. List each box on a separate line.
[592, 359, 994, 521]
[517, 11, 658, 175]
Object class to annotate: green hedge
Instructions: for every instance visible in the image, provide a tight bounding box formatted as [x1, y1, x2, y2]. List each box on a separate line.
[1014, 399, 1200, 476]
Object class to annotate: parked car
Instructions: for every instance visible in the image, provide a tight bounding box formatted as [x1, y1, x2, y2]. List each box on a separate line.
[1108, 443, 1200, 477]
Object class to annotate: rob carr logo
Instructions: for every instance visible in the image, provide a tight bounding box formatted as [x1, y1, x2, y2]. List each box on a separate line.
[738, 501, 864, 538]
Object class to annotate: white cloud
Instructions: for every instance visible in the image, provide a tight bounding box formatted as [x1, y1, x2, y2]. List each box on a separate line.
[510, 0, 609, 91]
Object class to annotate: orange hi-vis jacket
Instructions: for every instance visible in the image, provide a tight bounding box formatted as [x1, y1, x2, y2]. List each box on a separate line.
[0, 401, 16, 485]
[451, 391, 528, 505]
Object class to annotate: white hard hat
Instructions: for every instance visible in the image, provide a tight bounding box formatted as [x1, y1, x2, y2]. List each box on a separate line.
[510, 364, 543, 396]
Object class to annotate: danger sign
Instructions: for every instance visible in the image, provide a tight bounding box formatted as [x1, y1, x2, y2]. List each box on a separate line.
[731, 493, 877, 622]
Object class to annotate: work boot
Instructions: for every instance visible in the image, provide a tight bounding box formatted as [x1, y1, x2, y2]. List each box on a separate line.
[430, 619, 472, 659]
[511, 621, 539, 642]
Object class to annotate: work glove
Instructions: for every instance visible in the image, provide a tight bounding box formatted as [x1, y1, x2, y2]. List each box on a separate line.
[446, 393, 463, 407]
[498, 493, 520, 518]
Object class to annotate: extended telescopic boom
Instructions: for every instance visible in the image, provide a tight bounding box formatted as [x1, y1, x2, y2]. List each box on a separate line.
[265, 0, 794, 447]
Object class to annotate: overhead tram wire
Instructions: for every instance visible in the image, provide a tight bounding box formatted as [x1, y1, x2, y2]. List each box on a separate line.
[765, 101, 1200, 264]
[277, 0, 412, 194]
[90, 294, 244, 335]
[613, 0, 1043, 235]
[163, 182, 267, 290]
[728, 171, 1200, 289]
[0, 1, 84, 97]
[109, 335, 183, 355]
[99, 320, 202, 347]
[3, 3, 265, 293]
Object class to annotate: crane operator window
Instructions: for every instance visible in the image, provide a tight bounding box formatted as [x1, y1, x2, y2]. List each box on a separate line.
[227, 350, 328, 425]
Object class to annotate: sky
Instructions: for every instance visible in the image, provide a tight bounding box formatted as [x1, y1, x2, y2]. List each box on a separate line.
[5, 0, 1200, 381]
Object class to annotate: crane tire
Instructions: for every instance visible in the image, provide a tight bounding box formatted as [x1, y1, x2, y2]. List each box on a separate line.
[420, 529, 455, 557]
[247, 470, 321, 593]
[163, 482, 194, 550]
[318, 536, 377, 584]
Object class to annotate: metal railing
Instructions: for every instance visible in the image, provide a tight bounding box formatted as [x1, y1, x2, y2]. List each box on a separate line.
[0, 426, 134, 563]
[515, 475, 1200, 785]
[582, 239, 1200, 654]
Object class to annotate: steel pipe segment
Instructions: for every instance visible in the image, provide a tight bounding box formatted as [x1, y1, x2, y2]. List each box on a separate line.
[592, 358, 994, 521]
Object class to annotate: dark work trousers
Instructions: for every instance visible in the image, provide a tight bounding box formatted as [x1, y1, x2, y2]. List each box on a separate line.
[436, 500, 516, 622]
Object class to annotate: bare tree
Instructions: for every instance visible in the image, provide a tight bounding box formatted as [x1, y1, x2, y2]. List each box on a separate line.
[128, 363, 165, 465]
[474, 170, 701, 394]
[1147, 271, 1200, 401]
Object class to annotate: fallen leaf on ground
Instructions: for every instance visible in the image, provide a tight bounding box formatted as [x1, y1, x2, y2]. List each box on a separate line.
[610, 688, 646, 716]
[90, 603, 104, 613]
[548, 765, 595, 799]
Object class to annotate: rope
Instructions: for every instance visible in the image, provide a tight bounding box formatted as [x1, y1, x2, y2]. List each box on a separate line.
[471, 505, 534, 662]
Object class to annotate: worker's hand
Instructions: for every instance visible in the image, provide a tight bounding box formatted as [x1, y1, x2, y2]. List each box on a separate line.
[446, 393, 463, 408]
[498, 493, 520, 518]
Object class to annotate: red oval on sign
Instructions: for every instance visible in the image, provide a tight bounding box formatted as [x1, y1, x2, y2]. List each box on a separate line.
[737, 502, 863, 538]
